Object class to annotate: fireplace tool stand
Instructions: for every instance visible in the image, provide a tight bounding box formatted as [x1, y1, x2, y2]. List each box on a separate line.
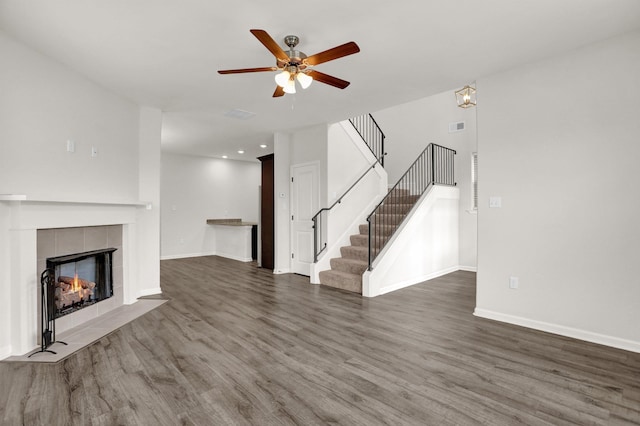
[28, 268, 67, 357]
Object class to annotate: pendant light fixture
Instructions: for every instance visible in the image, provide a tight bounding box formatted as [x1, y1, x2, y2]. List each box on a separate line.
[455, 85, 477, 108]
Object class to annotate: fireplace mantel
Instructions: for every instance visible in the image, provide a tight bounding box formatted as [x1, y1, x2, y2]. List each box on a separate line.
[0, 194, 150, 207]
[0, 197, 161, 359]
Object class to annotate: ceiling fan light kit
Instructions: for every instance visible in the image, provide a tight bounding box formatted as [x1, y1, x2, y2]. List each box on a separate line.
[218, 29, 360, 97]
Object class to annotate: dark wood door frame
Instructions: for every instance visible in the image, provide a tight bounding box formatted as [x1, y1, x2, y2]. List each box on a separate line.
[258, 154, 274, 270]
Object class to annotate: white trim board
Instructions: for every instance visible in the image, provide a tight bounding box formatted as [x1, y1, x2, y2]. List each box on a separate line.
[0, 345, 11, 360]
[474, 308, 640, 354]
[458, 266, 477, 272]
[161, 251, 218, 261]
[137, 288, 163, 298]
[161, 252, 253, 263]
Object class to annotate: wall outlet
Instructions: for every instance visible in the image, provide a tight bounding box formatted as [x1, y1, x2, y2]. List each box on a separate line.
[66, 140, 75, 153]
[509, 276, 519, 289]
[91, 146, 99, 157]
[489, 196, 502, 208]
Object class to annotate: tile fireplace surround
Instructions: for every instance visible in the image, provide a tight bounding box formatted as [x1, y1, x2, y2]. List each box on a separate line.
[0, 197, 161, 359]
[37, 225, 124, 334]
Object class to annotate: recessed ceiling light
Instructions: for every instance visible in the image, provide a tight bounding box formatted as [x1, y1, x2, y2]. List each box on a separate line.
[237, 150, 244, 154]
[259, 144, 267, 148]
[222, 155, 228, 159]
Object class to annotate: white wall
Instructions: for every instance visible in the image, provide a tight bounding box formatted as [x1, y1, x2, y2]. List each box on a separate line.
[274, 132, 291, 273]
[291, 125, 329, 206]
[0, 203, 10, 356]
[364, 186, 460, 297]
[373, 90, 478, 270]
[0, 31, 139, 203]
[136, 107, 162, 294]
[273, 125, 328, 274]
[327, 122, 378, 203]
[475, 30, 640, 352]
[160, 152, 260, 259]
[0, 32, 162, 357]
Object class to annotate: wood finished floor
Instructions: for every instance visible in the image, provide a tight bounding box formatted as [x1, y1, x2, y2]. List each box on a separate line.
[1, 256, 639, 425]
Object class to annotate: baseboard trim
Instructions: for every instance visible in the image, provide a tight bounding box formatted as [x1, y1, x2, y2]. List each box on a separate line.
[377, 265, 459, 296]
[138, 287, 163, 298]
[458, 265, 477, 272]
[216, 253, 253, 263]
[161, 251, 217, 260]
[474, 308, 640, 354]
[0, 344, 12, 360]
[273, 268, 291, 275]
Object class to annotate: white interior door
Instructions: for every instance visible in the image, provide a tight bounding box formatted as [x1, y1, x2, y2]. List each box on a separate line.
[290, 162, 319, 276]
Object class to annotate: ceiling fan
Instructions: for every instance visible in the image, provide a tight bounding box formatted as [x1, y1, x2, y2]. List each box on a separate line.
[218, 29, 360, 97]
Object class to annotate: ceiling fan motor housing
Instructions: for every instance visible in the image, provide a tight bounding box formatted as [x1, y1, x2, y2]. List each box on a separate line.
[281, 35, 307, 68]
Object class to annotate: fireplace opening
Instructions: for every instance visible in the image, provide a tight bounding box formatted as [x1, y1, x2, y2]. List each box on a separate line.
[46, 248, 116, 319]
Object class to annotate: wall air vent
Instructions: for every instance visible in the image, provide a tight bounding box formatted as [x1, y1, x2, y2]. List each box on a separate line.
[448, 121, 465, 133]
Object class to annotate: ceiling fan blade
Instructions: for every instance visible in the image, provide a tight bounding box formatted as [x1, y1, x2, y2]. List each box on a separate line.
[218, 67, 277, 74]
[307, 70, 350, 89]
[273, 86, 285, 97]
[304, 42, 360, 66]
[250, 29, 289, 62]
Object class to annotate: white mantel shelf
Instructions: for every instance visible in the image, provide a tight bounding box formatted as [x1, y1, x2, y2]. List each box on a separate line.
[0, 194, 150, 207]
[0, 194, 27, 201]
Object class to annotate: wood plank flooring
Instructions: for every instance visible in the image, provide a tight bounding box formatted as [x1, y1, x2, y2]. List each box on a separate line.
[1, 255, 639, 425]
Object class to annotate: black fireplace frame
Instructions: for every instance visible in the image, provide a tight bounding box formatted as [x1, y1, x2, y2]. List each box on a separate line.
[46, 248, 117, 319]
[29, 248, 117, 357]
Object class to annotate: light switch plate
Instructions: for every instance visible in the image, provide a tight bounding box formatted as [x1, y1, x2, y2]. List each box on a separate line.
[509, 276, 519, 289]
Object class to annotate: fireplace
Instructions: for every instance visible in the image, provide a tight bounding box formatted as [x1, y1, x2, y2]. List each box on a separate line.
[35, 225, 125, 340]
[0, 198, 161, 360]
[46, 248, 116, 319]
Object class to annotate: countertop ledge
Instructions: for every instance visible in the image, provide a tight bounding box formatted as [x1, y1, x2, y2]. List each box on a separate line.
[206, 219, 257, 226]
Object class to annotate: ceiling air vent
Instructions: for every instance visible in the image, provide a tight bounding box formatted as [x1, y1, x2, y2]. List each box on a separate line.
[448, 121, 465, 133]
[224, 109, 256, 120]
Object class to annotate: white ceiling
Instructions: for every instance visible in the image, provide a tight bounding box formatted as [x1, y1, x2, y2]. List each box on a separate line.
[1, 1, 639, 162]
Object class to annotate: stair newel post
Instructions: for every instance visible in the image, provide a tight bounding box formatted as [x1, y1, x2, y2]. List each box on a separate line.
[312, 214, 318, 263]
[367, 216, 372, 271]
[430, 144, 435, 185]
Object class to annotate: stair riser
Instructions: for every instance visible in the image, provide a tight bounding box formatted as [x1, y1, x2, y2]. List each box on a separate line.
[359, 224, 396, 235]
[330, 258, 367, 275]
[340, 246, 368, 262]
[370, 215, 406, 225]
[387, 195, 420, 203]
[319, 271, 362, 293]
[350, 234, 367, 247]
[350, 234, 389, 247]
[379, 204, 413, 214]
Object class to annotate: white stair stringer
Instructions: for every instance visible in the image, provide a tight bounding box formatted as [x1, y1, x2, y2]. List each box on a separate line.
[363, 185, 460, 297]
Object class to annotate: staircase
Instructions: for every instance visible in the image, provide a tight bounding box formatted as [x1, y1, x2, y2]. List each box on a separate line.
[319, 189, 417, 293]
[313, 114, 456, 295]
